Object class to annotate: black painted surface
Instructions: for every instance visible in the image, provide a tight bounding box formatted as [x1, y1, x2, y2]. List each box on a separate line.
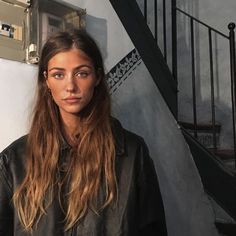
[182, 128, 236, 220]
[215, 222, 236, 236]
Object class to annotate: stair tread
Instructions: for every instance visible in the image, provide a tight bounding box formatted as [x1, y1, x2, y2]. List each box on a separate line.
[179, 121, 221, 132]
[211, 149, 235, 160]
[209, 149, 236, 172]
[215, 222, 236, 236]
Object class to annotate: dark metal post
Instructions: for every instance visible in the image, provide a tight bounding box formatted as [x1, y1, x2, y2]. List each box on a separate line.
[208, 29, 217, 149]
[163, 0, 167, 61]
[144, 0, 147, 22]
[191, 19, 198, 138]
[171, 0, 177, 80]
[228, 22, 236, 170]
[154, 0, 158, 41]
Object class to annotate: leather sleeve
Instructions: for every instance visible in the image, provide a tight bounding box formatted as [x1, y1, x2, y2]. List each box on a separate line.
[137, 139, 168, 236]
[0, 152, 14, 236]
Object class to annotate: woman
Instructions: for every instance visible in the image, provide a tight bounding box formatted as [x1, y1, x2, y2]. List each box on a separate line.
[0, 30, 167, 235]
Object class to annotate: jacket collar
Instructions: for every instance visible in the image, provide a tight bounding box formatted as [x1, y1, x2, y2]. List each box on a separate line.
[111, 118, 125, 156]
[60, 118, 125, 156]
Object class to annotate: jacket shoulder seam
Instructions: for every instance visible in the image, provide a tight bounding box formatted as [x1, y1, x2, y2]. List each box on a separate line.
[0, 152, 13, 197]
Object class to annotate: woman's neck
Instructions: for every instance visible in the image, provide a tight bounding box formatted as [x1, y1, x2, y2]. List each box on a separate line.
[61, 114, 81, 146]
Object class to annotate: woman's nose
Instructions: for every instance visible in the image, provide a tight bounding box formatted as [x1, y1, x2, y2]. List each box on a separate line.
[66, 75, 77, 93]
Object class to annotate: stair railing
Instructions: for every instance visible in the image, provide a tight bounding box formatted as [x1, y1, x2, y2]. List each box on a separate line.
[142, 0, 167, 62]
[229, 23, 236, 170]
[138, 0, 236, 171]
[173, 7, 236, 170]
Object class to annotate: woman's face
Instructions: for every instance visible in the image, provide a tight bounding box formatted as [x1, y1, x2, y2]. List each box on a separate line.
[46, 48, 100, 121]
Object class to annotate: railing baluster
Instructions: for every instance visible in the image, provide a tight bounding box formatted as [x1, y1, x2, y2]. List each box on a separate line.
[172, 0, 177, 80]
[176, 7, 228, 39]
[163, 0, 167, 61]
[228, 22, 236, 170]
[154, 0, 158, 41]
[144, 0, 147, 22]
[138, 0, 236, 170]
[190, 18, 198, 138]
[208, 29, 217, 149]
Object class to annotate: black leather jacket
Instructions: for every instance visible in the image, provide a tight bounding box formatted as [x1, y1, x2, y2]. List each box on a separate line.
[0, 120, 167, 236]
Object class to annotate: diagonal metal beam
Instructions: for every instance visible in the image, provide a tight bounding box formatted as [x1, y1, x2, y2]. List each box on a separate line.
[109, 0, 178, 118]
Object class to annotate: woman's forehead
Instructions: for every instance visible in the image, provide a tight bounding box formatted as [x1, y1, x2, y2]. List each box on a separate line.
[48, 48, 93, 69]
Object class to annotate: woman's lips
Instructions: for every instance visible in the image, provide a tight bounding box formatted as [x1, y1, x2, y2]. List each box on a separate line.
[63, 96, 81, 103]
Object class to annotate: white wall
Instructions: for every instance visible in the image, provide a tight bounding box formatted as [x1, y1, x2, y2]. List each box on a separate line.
[0, 59, 37, 151]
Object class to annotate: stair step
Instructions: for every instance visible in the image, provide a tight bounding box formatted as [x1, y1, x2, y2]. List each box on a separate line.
[209, 149, 236, 173]
[223, 159, 236, 171]
[179, 121, 221, 132]
[212, 149, 235, 160]
[179, 122, 221, 148]
[215, 222, 236, 236]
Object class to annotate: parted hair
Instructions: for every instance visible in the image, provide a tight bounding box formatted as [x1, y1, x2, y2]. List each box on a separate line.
[13, 30, 117, 231]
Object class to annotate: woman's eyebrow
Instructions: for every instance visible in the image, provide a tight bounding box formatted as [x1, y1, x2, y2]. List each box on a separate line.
[74, 65, 93, 70]
[48, 65, 92, 72]
[48, 67, 65, 72]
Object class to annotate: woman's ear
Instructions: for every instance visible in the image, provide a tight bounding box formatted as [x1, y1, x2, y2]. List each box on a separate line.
[43, 71, 47, 79]
[43, 71, 50, 88]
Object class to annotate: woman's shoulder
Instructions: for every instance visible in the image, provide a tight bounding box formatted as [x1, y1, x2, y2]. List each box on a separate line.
[0, 135, 28, 166]
[112, 117, 146, 142]
[111, 118, 148, 158]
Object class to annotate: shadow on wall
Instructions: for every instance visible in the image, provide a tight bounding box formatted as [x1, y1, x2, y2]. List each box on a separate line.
[85, 15, 108, 63]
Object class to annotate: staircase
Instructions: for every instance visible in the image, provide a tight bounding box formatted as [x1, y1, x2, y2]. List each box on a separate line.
[109, 0, 236, 235]
[180, 122, 236, 173]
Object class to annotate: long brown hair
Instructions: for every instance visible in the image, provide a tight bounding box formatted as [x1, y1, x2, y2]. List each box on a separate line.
[13, 30, 117, 231]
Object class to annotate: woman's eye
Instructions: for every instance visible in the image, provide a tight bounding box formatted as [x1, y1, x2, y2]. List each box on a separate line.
[52, 73, 64, 79]
[75, 71, 89, 78]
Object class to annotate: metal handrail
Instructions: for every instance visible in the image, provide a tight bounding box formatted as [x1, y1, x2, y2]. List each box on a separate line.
[138, 0, 236, 171]
[142, 0, 167, 62]
[175, 7, 229, 39]
[228, 23, 236, 169]
[174, 6, 236, 171]
[163, 0, 167, 61]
